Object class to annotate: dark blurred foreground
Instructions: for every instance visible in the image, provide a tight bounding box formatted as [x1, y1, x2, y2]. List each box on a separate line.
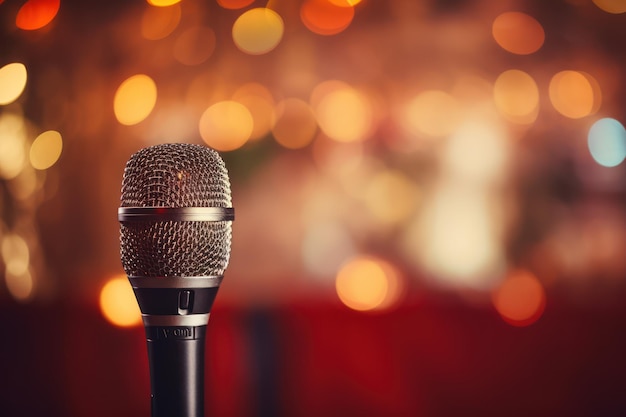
[2, 294, 626, 417]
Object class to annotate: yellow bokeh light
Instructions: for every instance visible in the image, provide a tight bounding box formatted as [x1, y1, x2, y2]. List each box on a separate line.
[313, 82, 373, 143]
[218, 0, 255, 9]
[493, 70, 539, 124]
[199, 101, 253, 151]
[272, 98, 318, 149]
[592, 0, 626, 13]
[99, 276, 142, 327]
[147, 0, 182, 6]
[30, 130, 63, 170]
[174, 26, 216, 66]
[0, 113, 27, 180]
[492, 12, 545, 55]
[549, 70, 599, 119]
[364, 170, 417, 225]
[114, 74, 157, 126]
[402, 90, 461, 138]
[336, 256, 403, 311]
[232, 8, 284, 55]
[492, 269, 546, 326]
[141, 3, 181, 40]
[0, 63, 28, 105]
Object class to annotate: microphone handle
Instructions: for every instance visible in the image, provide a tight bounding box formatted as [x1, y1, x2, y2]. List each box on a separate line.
[145, 325, 207, 417]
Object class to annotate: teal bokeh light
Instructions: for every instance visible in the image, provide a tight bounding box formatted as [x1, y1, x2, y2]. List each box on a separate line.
[587, 118, 626, 167]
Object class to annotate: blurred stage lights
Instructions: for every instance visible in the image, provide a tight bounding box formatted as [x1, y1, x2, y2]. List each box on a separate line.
[0, 113, 27, 180]
[113, 74, 158, 126]
[99, 276, 142, 328]
[549, 71, 601, 119]
[401, 90, 461, 139]
[592, 0, 626, 14]
[492, 269, 546, 327]
[587, 118, 626, 167]
[492, 12, 545, 55]
[0, 63, 27, 105]
[199, 100, 254, 151]
[30, 130, 63, 170]
[493, 69, 539, 125]
[312, 81, 374, 143]
[16, 0, 60, 30]
[1, 233, 33, 302]
[232, 8, 284, 55]
[141, 2, 181, 40]
[300, 0, 355, 36]
[147, 0, 182, 6]
[335, 255, 404, 312]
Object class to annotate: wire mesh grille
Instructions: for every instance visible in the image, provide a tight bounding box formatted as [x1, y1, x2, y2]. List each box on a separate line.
[119, 143, 233, 277]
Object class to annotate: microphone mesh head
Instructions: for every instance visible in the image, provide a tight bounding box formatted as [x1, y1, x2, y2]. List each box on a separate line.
[119, 143, 233, 277]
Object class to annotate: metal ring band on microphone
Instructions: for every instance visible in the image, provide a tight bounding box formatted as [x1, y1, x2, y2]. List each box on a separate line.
[142, 313, 210, 327]
[118, 207, 234, 222]
[129, 276, 223, 289]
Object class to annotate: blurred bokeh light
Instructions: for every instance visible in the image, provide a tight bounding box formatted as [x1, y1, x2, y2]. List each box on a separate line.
[492, 269, 546, 326]
[0, 63, 28, 105]
[114, 74, 158, 126]
[3, 0, 626, 415]
[232, 8, 284, 55]
[492, 11, 545, 55]
[15, 0, 60, 30]
[587, 117, 626, 167]
[99, 276, 142, 327]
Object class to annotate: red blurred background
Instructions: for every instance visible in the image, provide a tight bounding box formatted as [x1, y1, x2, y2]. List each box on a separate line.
[1, 0, 626, 416]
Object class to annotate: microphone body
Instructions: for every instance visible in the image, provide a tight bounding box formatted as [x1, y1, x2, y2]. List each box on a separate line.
[119, 143, 234, 417]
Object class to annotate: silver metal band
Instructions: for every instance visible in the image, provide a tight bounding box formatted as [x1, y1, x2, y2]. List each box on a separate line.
[129, 276, 223, 289]
[118, 207, 235, 222]
[142, 313, 210, 327]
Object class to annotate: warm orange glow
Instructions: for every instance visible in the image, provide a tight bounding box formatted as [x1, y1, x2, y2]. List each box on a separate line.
[16, 0, 60, 30]
[300, 0, 355, 36]
[217, 0, 255, 10]
[2, 234, 33, 301]
[549, 70, 600, 119]
[493, 69, 539, 124]
[336, 256, 403, 311]
[174, 26, 216, 66]
[232, 8, 284, 55]
[312, 81, 373, 143]
[233, 83, 276, 140]
[402, 90, 461, 138]
[113, 74, 158, 126]
[364, 169, 417, 225]
[99, 276, 142, 327]
[0, 113, 27, 180]
[272, 98, 318, 149]
[328, 0, 362, 6]
[592, 0, 626, 14]
[492, 270, 546, 327]
[141, 3, 181, 40]
[30, 130, 63, 170]
[199, 101, 253, 151]
[0, 62, 27, 105]
[492, 12, 545, 55]
[147, 0, 182, 6]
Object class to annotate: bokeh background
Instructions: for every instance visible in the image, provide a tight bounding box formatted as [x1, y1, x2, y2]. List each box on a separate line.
[1, 0, 626, 416]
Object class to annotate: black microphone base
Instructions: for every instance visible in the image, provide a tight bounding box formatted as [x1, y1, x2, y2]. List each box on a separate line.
[145, 325, 207, 417]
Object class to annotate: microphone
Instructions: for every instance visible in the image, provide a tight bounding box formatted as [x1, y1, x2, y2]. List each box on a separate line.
[118, 143, 234, 417]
